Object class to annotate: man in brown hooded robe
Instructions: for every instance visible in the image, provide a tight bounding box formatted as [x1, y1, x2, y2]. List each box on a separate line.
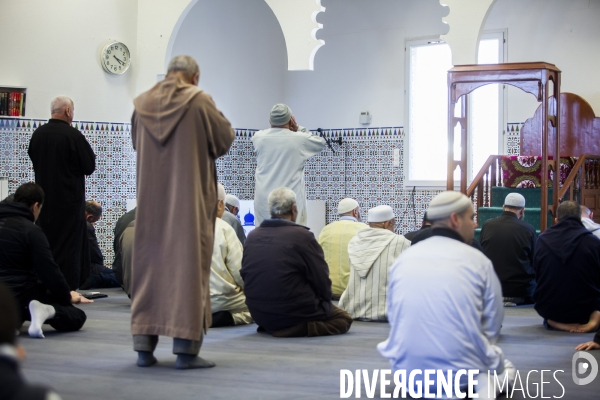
[130, 55, 235, 369]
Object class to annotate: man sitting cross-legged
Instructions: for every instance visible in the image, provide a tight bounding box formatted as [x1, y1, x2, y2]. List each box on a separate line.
[378, 191, 515, 399]
[317, 198, 368, 300]
[0, 183, 92, 338]
[241, 187, 352, 337]
[210, 184, 252, 327]
[534, 201, 600, 333]
[338, 205, 410, 321]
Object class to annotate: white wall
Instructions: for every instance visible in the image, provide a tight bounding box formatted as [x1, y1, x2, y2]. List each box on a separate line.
[484, 0, 600, 122]
[283, 0, 448, 129]
[169, 0, 287, 129]
[0, 0, 138, 122]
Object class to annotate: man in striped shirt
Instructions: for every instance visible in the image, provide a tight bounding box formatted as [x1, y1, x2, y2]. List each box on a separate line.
[339, 205, 410, 321]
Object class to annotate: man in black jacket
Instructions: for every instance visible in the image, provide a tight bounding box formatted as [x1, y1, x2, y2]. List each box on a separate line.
[241, 187, 352, 337]
[534, 201, 600, 332]
[80, 200, 119, 289]
[480, 193, 537, 304]
[0, 183, 91, 338]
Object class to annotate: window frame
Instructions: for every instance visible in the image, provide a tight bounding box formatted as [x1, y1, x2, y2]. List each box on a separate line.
[403, 30, 507, 189]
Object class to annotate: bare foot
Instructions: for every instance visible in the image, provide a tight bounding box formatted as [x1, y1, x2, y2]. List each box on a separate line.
[571, 311, 600, 333]
[547, 319, 580, 332]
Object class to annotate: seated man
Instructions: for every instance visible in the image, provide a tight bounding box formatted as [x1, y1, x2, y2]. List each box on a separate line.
[0, 281, 63, 399]
[223, 194, 246, 245]
[112, 207, 136, 288]
[410, 213, 484, 251]
[580, 205, 600, 239]
[339, 205, 409, 321]
[317, 198, 368, 299]
[480, 193, 537, 305]
[241, 187, 352, 337]
[403, 212, 431, 241]
[378, 191, 515, 398]
[80, 200, 120, 289]
[210, 184, 252, 327]
[534, 201, 600, 332]
[119, 219, 135, 298]
[0, 183, 91, 338]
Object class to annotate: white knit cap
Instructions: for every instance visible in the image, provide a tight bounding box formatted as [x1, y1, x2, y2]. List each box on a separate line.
[217, 184, 226, 201]
[338, 198, 359, 215]
[427, 191, 471, 220]
[225, 194, 240, 208]
[504, 193, 526, 208]
[269, 104, 292, 126]
[367, 205, 395, 223]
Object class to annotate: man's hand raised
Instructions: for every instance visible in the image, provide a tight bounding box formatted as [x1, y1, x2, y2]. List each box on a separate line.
[289, 115, 299, 132]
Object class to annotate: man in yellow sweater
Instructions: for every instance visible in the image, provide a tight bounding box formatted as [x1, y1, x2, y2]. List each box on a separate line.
[318, 199, 368, 299]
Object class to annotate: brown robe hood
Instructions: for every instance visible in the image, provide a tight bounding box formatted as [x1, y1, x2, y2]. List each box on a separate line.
[133, 77, 201, 145]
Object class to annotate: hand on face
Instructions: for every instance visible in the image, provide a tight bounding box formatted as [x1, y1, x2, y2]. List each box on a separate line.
[289, 115, 299, 132]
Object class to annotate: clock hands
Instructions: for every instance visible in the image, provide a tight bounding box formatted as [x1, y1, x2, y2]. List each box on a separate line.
[113, 55, 125, 66]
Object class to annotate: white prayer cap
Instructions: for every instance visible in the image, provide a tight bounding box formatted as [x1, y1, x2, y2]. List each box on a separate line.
[217, 183, 226, 200]
[270, 104, 292, 126]
[504, 193, 526, 208]
[427, 191, 471, 221]
[225, 194, 240, 208]
[338, 198, 359, 215]
[367, 205, 395, 223]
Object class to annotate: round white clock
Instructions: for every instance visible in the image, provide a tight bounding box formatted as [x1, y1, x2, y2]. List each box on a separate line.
[101, 40, 131, 75]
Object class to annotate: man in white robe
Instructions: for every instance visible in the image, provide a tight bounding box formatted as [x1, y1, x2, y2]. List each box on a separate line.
[210, 185, 252, 327]
[252, 104, 325, 226]
[338, 205, 409, 321]
[580, 205, 600, 239]
[378, 191, 516, 399]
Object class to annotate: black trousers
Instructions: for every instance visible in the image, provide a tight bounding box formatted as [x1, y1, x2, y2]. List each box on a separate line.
[16, 284, 86, 332]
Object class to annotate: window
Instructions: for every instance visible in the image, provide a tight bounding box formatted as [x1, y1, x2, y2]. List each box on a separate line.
[405, 32, 505, 187]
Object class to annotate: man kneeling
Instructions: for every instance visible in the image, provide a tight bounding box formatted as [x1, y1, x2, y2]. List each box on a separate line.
[378, 191, 515, 399]
[241, 187, 352, 337]
[0, 183, 91, 338]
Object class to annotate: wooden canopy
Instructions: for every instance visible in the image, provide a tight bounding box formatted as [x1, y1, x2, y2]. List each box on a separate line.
[447, 62, 561, 231]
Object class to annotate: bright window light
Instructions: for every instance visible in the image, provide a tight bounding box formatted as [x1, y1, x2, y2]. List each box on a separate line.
[408, 43, 453, 182]
[406, 33, 504, 186]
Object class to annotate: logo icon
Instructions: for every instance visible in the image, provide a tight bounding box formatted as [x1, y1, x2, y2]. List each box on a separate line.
[572, 351, 599, 385]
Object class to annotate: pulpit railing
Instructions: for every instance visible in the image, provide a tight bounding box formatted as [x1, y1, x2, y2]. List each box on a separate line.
[558, 155, 600, 217]
[466, 155, 503, 222]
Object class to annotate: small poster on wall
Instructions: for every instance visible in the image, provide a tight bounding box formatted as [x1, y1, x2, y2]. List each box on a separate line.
[238, 200, 256, 237]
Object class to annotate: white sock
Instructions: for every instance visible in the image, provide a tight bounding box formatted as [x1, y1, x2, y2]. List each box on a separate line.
[28, 300, 56, 338]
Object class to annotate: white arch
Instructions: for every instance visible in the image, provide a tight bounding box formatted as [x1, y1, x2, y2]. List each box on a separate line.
[440, 0, 498, 65]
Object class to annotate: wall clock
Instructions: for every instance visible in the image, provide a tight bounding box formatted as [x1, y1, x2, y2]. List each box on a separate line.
[101, 41, 131, 75]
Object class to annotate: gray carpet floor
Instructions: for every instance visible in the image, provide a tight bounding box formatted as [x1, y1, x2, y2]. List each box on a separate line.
[18, 288, 600, 399]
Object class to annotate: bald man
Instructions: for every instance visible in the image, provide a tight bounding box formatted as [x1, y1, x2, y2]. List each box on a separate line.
[28, 96, 96, 289]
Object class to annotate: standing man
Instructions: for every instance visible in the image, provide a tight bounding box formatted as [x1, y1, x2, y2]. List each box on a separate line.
[28, 96, 96, 289]
[252, 104, 325, 226]
[480, 193, 537, 305]
[130, 55, 235, 369]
